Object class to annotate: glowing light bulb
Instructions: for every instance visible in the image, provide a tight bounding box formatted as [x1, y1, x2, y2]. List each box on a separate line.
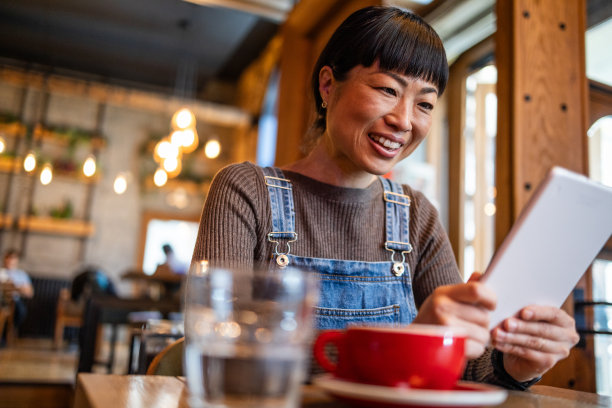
[0, 136, 5, 153]
[182, 129, 195, 146]
[83, 155, 96, 177]
[163, 157, 179, 172]
[205, 139, 221, 159]
[154, 168, 168, 187]
[24, 152, 36, 172]
[484, 202, 496, 216]
[114, 174, 128, 194]
[156, 140, 179, 159]
[181, 128, 198, 153]
[170, 130, 185, 147]
[173, 108, 195, 129]
[40, 163, 53, 185]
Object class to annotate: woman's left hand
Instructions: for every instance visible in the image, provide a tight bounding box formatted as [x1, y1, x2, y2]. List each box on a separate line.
[491, 305, 580, 382]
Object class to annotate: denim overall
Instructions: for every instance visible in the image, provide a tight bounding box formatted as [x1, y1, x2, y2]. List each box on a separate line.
[262, 167, 417, 330]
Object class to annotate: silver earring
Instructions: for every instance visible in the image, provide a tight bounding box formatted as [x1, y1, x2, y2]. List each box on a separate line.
[321, 101, 327, 109]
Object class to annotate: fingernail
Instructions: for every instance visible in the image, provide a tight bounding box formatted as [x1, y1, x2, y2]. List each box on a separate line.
[523, 309, 534, 319]
[507, 320, 517, 331]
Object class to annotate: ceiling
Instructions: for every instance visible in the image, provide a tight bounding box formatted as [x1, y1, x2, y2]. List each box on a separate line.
[0, 0, 283, 102]
[0, 0, 609, 106]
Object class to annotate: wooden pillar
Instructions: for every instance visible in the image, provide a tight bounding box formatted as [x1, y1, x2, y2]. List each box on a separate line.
[495, 0, 591, 390]
[496, 0, 589, 242]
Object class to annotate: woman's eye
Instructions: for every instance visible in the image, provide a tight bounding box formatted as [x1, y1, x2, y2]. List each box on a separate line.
[419, 102, 434, 111]
[378, 87, 397, 96]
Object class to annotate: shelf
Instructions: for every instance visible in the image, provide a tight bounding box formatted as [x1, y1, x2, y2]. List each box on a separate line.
[18, 216, 94, 237]
[0, 157, 99, 183]
[0, 214, 13, 229]
[52, 169, 100, 184]
[0, 122, 26, 136]
[34, 126, 106, 149]
[0, 156, 20, 173]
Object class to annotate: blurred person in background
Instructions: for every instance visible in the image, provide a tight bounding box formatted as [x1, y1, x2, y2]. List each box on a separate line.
[0, 249, 34, 339]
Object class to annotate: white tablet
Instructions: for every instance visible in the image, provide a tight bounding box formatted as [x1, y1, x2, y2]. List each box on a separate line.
[481, 167, 612, 329]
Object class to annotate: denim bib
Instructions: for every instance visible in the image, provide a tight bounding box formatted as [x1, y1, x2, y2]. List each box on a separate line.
[262, 167, 417, 330]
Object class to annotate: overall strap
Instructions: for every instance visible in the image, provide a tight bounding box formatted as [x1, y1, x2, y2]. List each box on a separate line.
[261, 166, 297, 267]
[379, 176, 412, 276]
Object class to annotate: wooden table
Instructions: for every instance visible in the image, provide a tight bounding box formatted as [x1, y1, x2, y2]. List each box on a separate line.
[73, 373, 612, 408]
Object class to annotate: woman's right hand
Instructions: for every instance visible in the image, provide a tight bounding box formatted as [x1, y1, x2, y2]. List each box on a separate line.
[413, 273, 497, 359]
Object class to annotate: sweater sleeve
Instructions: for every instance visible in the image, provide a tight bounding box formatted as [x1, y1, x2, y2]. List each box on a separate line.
[191, 162, 270, 268]
[407, 189, 462, 308]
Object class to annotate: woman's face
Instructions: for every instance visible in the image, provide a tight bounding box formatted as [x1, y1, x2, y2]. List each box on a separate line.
[320, 62, 438, 177]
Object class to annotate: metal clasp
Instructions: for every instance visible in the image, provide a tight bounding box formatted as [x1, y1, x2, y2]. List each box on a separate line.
[268, 232, 298, 267]
[264, 176, 292, 190]
[383, 191, 411, 206]
[385, 241, 412, 277]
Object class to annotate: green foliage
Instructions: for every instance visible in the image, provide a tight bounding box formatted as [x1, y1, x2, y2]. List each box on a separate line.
[49, 200, 73, 219]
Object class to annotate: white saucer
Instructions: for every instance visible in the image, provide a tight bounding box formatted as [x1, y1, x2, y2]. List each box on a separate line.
[312, 374, 508, 407]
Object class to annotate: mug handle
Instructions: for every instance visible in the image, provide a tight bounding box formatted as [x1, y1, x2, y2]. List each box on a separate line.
[313, 330, 345, 373]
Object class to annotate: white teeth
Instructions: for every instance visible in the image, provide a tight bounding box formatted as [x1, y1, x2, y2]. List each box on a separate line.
[371, 135, 401, 150]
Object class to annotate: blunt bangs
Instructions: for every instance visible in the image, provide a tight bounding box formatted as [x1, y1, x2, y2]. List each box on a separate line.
[364, 13, 448, 95]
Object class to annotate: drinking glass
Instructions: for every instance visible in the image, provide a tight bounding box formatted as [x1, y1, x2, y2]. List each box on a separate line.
[184, 264, 319, 408]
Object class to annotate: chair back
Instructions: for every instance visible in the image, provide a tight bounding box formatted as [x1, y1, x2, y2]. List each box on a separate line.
[146, 336, 184, 376]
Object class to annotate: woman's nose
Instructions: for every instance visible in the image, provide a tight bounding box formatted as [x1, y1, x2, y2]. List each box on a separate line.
[386, 102, 412, 133]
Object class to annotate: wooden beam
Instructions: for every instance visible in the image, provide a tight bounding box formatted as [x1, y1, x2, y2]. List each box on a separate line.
[0, 67, 250, 129]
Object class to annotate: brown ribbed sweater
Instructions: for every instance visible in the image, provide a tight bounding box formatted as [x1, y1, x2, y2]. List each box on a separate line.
[192, 161, 532, 390]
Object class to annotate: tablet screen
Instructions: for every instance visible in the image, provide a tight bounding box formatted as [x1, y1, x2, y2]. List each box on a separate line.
[481, 167, 612, 328]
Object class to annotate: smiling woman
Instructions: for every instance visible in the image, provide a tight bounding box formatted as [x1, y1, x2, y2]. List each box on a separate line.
[191, 5, 579, 392]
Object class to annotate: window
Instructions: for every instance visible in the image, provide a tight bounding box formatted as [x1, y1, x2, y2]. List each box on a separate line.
[141, 218, 198, 276]
[461, 65, 497, 279]
[588, 116, 612, 396]
[587, 14, 612, 395]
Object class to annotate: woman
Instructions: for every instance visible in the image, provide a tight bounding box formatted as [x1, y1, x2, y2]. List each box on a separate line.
[192, 6, 579, 389]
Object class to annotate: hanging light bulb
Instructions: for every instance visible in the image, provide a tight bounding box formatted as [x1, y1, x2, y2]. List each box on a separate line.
[24, 151, 37, 172]
[0, 136, 6, 153]
[181, 128, 199, 154]
[155, 138, 179, 160]
[114, 173, 128, 195]
[40, 163, 53, 185]
[204, 139, 221, 159]
[172, 108, 195, 130]
[162, 157, 182, 178]
[163, 157, 179, 173]
[170, 130, 185, 147]
[83, 155, 96, 177]
[154, 168, 168, 187]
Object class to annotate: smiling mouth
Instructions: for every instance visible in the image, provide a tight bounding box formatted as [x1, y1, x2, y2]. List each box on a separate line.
[369, 134, 403, 151]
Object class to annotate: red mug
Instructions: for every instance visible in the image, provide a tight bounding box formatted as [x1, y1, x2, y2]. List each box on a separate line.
[313, 325, 466, 390]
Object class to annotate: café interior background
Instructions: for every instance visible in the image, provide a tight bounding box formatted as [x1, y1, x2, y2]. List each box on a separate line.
[0, 0, 611, 396]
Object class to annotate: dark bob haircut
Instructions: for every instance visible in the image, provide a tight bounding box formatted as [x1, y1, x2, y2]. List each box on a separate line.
[311, 6, 448, 133]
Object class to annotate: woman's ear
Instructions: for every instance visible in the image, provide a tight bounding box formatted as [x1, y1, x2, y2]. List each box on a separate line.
[318, 66, 334, 103]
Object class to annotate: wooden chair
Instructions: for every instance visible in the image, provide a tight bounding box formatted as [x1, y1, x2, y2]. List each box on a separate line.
[54, 287, 84, 348]
[0, 302, 14, 345]
[146, 337, 184, 376]
[0, 291, 16, 346]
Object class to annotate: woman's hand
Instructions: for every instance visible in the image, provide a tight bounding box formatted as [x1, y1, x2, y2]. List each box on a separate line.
[491, 306, 580, 382]
[414, 273, 497, 359]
